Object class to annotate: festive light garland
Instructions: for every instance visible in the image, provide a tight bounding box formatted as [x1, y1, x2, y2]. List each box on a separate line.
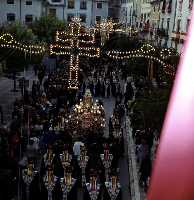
[160, 48, 178, 60]
[107, 44, 176, 77]
[0, 31, 177, 78]
[0, 33, 46, 55]
[50, 16, 100, 89]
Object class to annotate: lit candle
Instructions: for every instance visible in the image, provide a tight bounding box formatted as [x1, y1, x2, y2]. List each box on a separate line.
[65, 151, 69, 161]
[48, 170, 52, 184]
[91, 177, 96, 190]
[112, 176, 117, 191]
[27, 164, 32, 176]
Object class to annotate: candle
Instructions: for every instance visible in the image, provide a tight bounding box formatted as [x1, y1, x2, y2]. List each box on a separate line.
[65, 151, 69, 161]
[48, 170, 52, 184]
[66, 173, 72, 185]
[27, 164, 32, 176]
[112, 176, 117, 191]
[91, 177, 96, 190]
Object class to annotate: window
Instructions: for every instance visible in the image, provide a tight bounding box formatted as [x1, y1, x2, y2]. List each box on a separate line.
[67, 14, 74, 22]
[96, 16, 101, 22]
[68, 0, 74, 9]
[26, 1, 32, 5]
[80, 1, 87, 9]
[186, 19, 190, 32]
[7, 13, 15, 21]
[7, 0, 14, 4]
[80, 14, 86, 23]
[49, 8, 56, 17]
[97, 2, 102, 9]
[25, 15, 33, 23]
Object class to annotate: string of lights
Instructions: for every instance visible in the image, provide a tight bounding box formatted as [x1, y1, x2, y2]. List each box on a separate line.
[0, 31, 177, 78]
[0, 33, 46, 55]
[107, 44, 176, 77]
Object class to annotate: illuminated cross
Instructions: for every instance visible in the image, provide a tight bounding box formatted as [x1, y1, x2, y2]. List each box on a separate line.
[94, 18, 116, 46]
[50, 17, 100, 89]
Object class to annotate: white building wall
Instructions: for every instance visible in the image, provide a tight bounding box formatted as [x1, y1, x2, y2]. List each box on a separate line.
[174, 0, 192, 33]
[92, 0, 108, 24]
[140, 2, 151, 23]
[0, 0, 20, 24]
[0, 0, 42, 25]
[120, 1, 133, 26]
[159, 0, 176, 35]
[65, 0, 92, 26]
[20, 0, 42, 22]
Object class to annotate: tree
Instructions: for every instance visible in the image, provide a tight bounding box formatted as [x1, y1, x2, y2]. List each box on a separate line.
[2, 21, 36, 42]
[31, 16, 67, 42]
[134, 88, 171, 131]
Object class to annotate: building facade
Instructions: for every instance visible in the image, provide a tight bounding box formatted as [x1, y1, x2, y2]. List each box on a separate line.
[120, 0, 134, 26]
[0, 0, 109, 26]
[150, 0, 160, 31]
[108, 0, 121, 21]
[92, 0, 109, 24]
[139, 0, 151, 29]
[0, 0, 43, 25]
[158, 0, 193, 52]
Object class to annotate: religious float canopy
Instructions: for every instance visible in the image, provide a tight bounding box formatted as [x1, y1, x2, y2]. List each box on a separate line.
[66, 89, 105, 134]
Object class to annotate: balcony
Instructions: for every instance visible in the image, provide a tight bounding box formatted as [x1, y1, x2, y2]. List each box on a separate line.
[171, 31, 186, 43]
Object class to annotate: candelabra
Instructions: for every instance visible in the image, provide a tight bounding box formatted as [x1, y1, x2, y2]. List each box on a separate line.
[44, 146, 55, 168]
[105, 176, 121, 200]
[100, 149, 113, 181]
[43, 167, 56, 200]
[77, 147, 89, 186]
[60, 173, 76, 200]
[86, 176, 100, 200]
[22, 162, 37, 200]
[60, 150, 72, 169]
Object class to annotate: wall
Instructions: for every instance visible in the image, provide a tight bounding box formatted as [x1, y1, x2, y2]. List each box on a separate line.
[64, 0, 92, 26]
[92, 0, 109, 25]
[120, 1, 134, 26]
[0, 0, 42, 24]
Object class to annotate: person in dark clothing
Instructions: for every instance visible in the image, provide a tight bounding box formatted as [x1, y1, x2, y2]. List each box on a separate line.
[107, 83, 110, 98]
[101, 82, 105, 97]
[111, 83, 116, 97]
[33, 64, 38, 76]
[0, 105, 4, 124]
[139, 156, 152, 190]
[89, 81, 94, 96]
[124, 82, 134, 105]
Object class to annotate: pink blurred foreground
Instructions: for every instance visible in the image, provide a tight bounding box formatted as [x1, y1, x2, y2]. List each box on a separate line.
[148, 9, 194, 200]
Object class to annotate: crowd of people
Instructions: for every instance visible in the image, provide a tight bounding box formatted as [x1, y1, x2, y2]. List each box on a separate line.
[0, 54, 164, 199]
[129, 76, 161, 192]
[0, 58, 132, 200]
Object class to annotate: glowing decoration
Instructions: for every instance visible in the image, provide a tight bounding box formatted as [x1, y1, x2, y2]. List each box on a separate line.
[107, 44, 176, 77]
[50, 17, 100, 89]
[66, 89, 105, 133]
[148, 10, 194, 200]
[94, 18, 116, 46]
[160, 48, 178, 60]
[0, 33, 46, 55]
